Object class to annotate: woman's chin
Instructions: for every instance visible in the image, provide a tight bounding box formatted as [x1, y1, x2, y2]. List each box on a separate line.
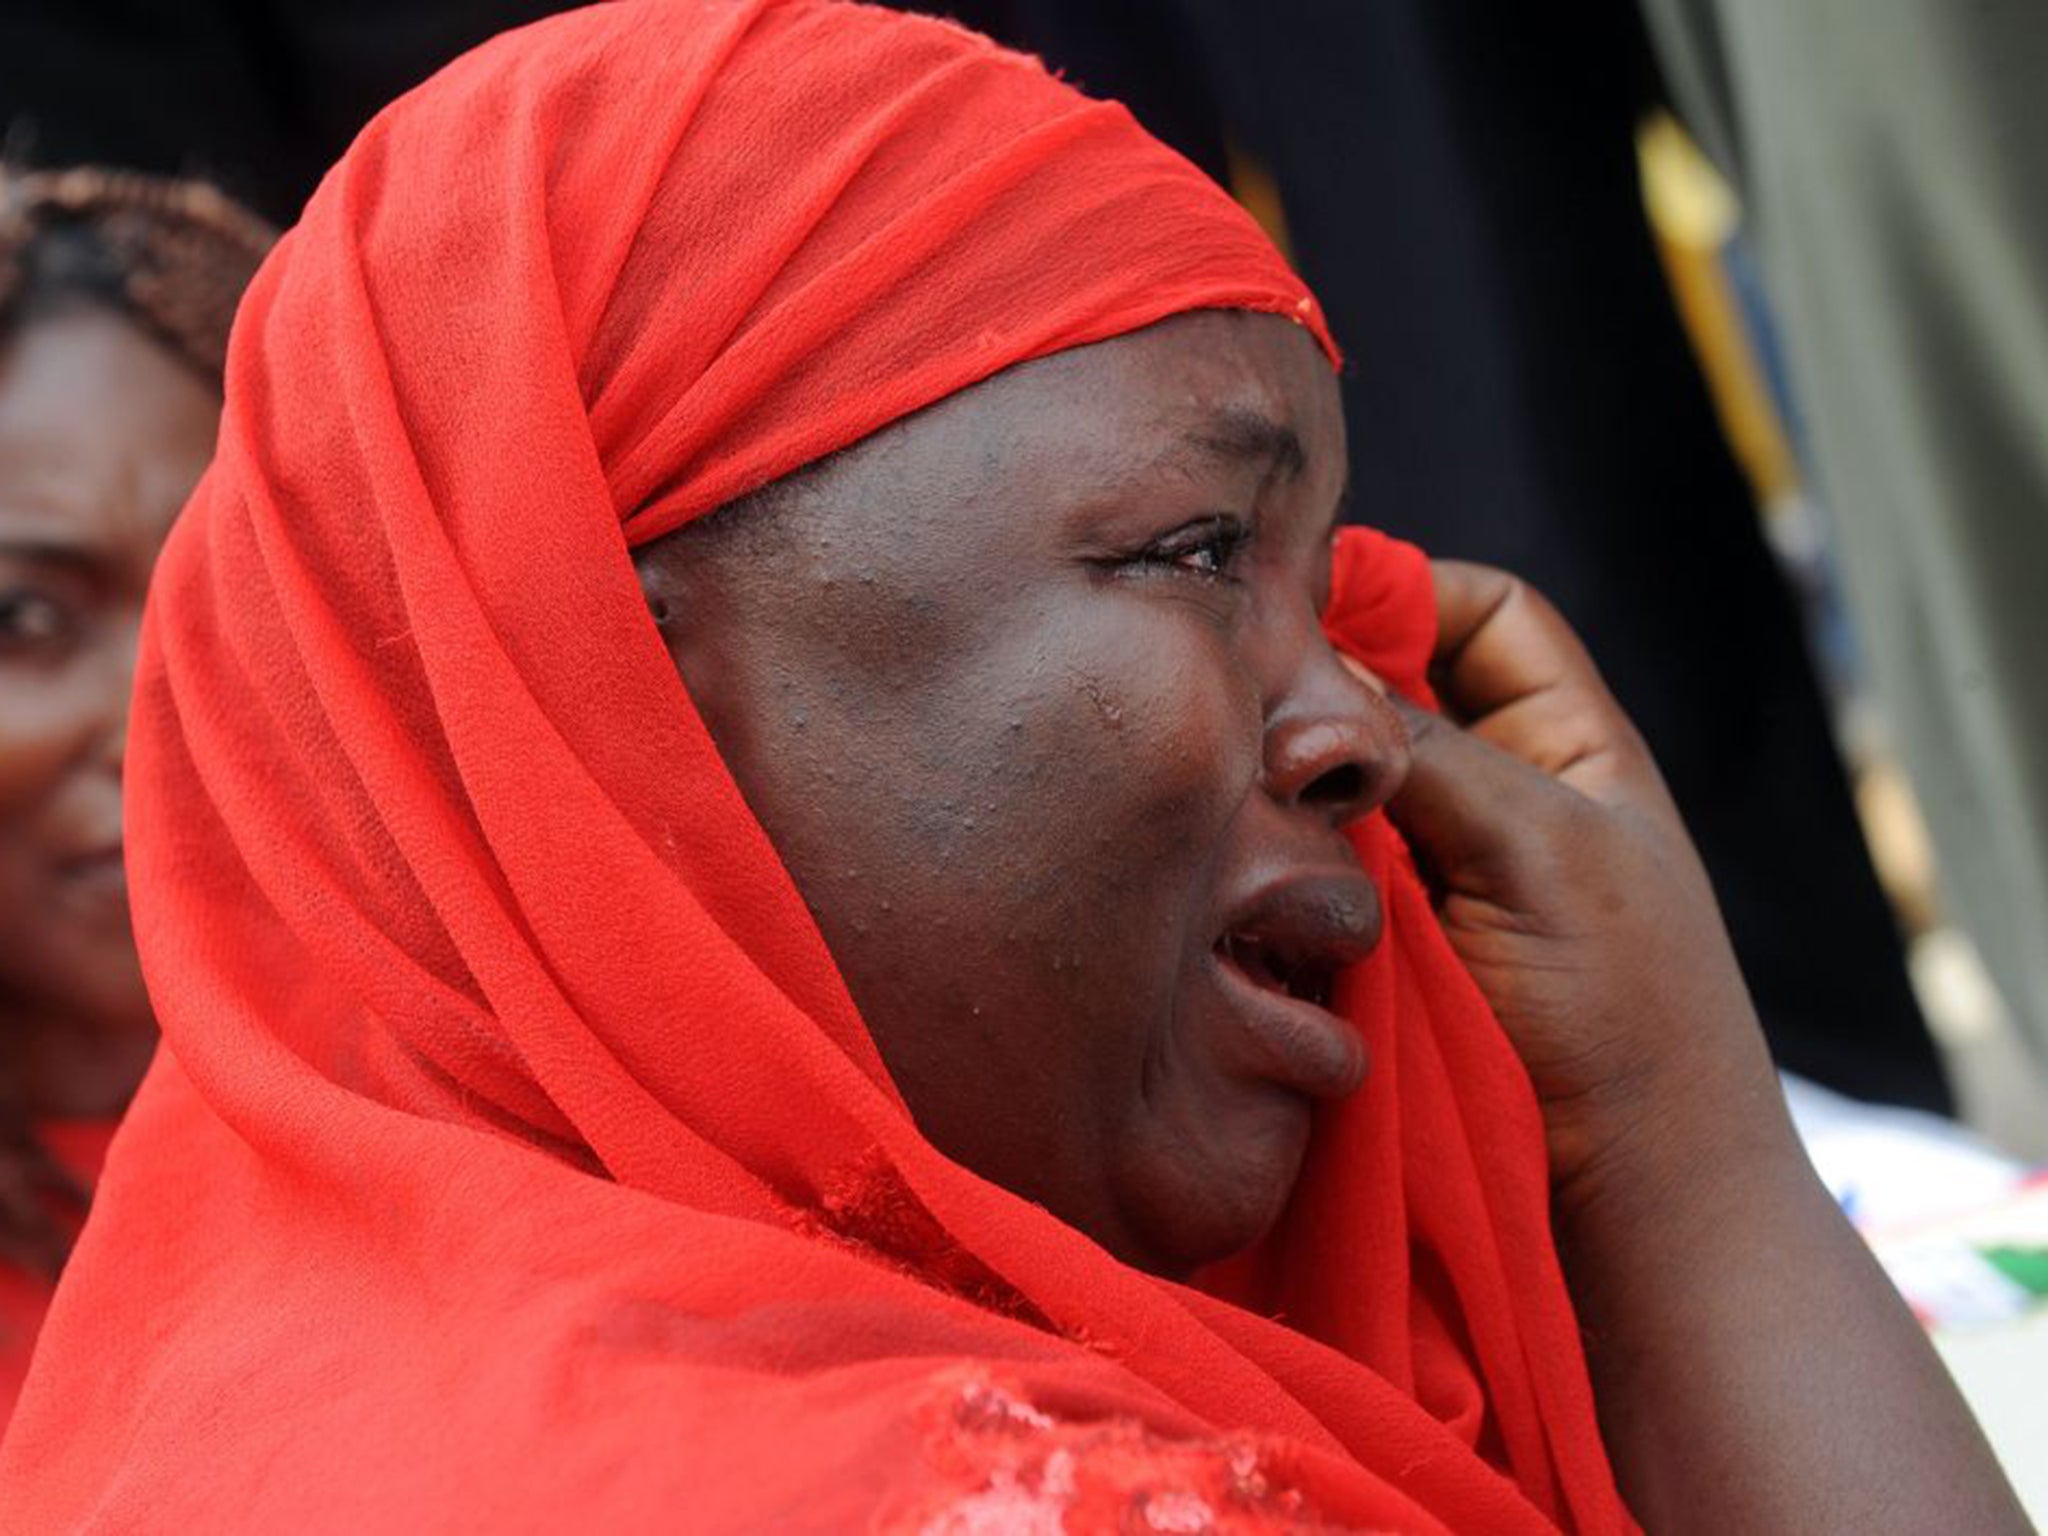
[1111, 1096, 1314, 1277]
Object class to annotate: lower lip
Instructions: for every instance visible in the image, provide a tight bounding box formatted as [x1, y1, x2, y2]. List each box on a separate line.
[1209, 950, 1367, 1099]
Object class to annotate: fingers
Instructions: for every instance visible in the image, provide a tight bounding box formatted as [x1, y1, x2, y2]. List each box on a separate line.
[1429, 560, 1665, 815]
[1430, 560, 1609, 718]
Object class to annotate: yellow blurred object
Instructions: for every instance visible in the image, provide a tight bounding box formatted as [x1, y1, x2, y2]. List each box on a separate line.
[1638, 111, 1739, 246]
[1226, 143, 1293, 267]
[1858, 756, 1942, 935]
[1638, 112, 1799, 505]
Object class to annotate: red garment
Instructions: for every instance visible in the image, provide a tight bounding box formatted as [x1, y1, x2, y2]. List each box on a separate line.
[0, 1120, 115, 1437]
[0, 3, 1635, 1530]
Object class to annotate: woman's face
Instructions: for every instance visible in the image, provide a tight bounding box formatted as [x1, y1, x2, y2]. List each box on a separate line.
[639, 311, 1405, 1276]
[0, 308, 217, 1086]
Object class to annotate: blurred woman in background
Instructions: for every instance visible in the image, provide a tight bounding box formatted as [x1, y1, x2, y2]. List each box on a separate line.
[0, 167, 269, 1427]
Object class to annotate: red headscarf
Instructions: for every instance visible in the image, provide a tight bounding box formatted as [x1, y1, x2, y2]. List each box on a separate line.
[0, 4, 1634, 1530]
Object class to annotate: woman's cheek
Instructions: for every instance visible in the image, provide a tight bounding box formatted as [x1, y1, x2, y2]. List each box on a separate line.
[884, 609, 1258, 928]
[0, 667, 91, 822]
[985, 647, 1258, 975]
[1076, 631, 1261, 838]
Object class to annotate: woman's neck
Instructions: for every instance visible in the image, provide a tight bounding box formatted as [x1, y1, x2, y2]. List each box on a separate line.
[0, 997, 155, 1121]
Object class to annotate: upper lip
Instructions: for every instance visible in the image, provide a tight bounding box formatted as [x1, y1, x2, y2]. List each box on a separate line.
[1213, 869, 1383, 1012]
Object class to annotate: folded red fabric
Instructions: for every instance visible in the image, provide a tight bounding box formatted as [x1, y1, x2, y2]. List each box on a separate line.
[0, 4, 1633, 1530]
[0, 1120, 115, 1437]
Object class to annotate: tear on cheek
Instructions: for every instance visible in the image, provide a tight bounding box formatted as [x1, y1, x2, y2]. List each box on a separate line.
[1074, 674, 1127, 730]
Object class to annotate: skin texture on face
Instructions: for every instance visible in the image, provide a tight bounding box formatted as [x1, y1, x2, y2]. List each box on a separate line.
[636, 311, 1408, 1277]
[0, 307, 217, 1116]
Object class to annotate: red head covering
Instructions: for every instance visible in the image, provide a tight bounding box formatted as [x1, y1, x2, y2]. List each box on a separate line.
[0, 3, 1633, 1530]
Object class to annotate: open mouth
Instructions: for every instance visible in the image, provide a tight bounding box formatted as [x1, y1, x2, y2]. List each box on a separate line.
[1206, 871, 1382, 1097]
[1216, 931, 1339, 1013]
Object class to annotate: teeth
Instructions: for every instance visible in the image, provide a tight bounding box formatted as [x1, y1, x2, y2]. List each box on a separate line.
[1221, 931, 1340, 1008]
[1224, 935, 1287, 994]
[1296, 966, 1332, 1008]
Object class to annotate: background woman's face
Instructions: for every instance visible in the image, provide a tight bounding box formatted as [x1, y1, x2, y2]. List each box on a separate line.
[0, 308, 216, 1077]
[640, 311, 1405, 1275]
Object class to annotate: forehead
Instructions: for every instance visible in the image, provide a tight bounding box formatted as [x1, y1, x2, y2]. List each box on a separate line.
[987, 309, 1339, 463]
[0, 307, 220, 549]
[840, 310, 1346, 515]
[664, 308, 1348, 578]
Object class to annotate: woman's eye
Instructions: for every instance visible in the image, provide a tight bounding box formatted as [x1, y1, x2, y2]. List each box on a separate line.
[1135, 516, 1251, 582]
[0, 586, 77, 657]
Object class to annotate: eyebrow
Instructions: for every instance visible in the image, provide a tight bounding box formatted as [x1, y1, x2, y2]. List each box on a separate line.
[0, 534, 103, 571]
[1180, 407, 1307, 485]
[1176, 408, 1352, 540]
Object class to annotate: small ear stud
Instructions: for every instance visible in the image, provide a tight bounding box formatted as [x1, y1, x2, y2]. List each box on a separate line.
[649, 596, 672, 624]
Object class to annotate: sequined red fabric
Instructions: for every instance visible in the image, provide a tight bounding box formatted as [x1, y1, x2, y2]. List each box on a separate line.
[890, 1371, 1364, 1535]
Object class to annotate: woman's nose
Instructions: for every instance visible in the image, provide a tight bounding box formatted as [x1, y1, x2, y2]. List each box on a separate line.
[1262, 646, 1410, 827]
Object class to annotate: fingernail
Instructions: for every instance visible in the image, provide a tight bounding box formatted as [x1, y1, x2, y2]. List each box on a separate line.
[1339, 653, 1390, 697]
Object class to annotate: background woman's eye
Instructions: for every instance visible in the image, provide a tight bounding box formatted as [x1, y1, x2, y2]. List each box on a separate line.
[0, 586, 78, 658]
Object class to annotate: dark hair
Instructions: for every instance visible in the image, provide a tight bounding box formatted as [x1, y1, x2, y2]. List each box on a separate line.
[0, 165, 275, 384]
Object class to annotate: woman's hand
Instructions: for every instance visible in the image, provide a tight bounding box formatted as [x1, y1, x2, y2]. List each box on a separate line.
[1373, 559, 1782, 1202]
[1368, 559, 2030, 1536]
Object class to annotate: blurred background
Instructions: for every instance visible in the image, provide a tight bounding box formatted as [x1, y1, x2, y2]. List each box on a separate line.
[3, 0, 2044, 1510]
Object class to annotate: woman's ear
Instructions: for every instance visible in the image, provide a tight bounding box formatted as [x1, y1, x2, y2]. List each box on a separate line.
[632, 545, 681, 631]
[630, 484, 798, 660]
